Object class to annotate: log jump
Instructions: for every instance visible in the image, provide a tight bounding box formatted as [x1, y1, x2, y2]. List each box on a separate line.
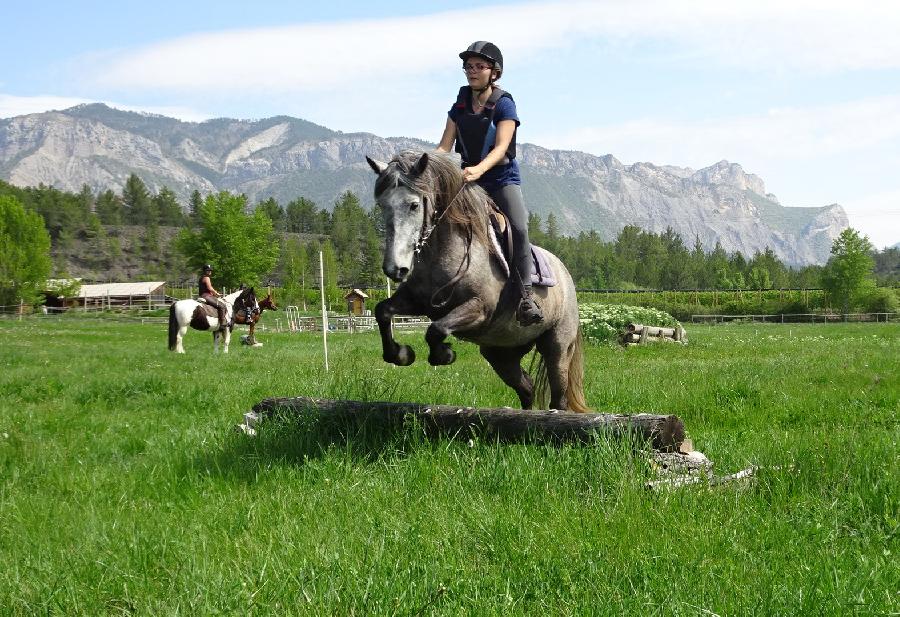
[239, 396, 686, 452]
[622, 323, 687, 346]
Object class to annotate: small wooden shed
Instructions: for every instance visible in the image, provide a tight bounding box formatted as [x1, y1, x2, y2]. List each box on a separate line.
[344, 288, 369, 316]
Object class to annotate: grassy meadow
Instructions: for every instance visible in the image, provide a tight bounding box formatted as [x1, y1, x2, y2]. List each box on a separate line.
[0, 316, 897, 615]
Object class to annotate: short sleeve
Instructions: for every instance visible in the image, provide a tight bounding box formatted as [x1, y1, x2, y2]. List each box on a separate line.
[493, 96, 520, 127]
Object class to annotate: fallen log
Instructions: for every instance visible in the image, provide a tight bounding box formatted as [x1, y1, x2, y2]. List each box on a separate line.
[627, 323, 676, 337]
[241, 396, 686, 451]
[623, 323, 687, 345]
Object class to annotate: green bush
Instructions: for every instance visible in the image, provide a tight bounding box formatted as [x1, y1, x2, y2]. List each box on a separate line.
[579, 303, 680, 345]
[862, 287, 899, 313]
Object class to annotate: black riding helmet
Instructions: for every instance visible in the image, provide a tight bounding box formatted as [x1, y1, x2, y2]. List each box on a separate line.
[459, 41, 503, 80]
[202, 264, 213, 272]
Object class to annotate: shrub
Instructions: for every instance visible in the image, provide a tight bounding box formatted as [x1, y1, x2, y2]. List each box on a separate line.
[862, 287, 899, 313]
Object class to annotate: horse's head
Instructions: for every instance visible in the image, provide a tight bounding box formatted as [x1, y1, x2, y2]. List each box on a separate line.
[367, 152, 433, 282]
[259, 293, 278, 311]
[238, 286, 258, 313]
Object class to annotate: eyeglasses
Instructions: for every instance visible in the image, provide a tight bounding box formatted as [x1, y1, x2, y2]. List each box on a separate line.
[462, 62, 493, 73]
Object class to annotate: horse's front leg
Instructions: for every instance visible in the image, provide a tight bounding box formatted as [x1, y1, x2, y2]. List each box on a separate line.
[425, 298, 486, 366]
[375, 288, 422, 366]
[213, 331, 220, 354]
[223, 327, 231, 353]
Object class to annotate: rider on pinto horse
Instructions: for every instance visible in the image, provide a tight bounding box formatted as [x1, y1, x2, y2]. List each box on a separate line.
[198, 264, 231, 330]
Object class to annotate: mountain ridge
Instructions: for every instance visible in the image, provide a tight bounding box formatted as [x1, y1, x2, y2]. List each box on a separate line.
[0, 103, 847, 265]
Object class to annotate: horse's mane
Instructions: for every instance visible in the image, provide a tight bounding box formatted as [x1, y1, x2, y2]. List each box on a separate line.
[383, 150, 497, 255]
[224, 287, 255, 303]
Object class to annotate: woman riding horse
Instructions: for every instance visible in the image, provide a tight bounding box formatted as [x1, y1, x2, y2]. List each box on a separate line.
[436, 41, 543, 327]
[366, 150, 587, 411]
[199, 264, 230, 329]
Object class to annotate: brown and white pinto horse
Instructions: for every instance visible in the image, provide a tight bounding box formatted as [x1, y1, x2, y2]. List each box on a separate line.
[239, 291, 278, 345]
[168, 287, 258, 354]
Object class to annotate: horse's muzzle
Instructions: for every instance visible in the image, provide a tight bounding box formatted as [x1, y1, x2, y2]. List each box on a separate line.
[384, 265, 409, 282]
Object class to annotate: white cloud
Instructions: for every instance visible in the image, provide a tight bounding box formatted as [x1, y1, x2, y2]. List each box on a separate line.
[530, 93, 900, 247]
[535, 94, 900, 167]
[86, 0, 900, 94]
[842, 188, 900, 250]
[0, 94, 211, 122]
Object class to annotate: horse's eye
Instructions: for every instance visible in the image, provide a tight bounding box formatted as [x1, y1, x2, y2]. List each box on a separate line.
[409, 201, 419, 212]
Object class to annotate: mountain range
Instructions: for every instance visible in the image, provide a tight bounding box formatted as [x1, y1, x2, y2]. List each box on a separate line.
[0, 103, 847, 265]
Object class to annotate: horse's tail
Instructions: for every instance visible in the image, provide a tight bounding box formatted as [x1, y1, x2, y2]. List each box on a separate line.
[168, 302, 178, 351]
[533, 325, 590, 412]
[566, 326, 590, 412]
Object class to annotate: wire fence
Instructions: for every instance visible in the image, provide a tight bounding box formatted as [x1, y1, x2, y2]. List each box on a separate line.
[691, 313, 898, 324]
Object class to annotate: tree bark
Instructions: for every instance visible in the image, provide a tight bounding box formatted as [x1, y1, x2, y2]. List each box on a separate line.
[247, 397, 686, 451]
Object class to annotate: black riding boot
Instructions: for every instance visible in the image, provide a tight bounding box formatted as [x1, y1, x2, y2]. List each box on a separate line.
[516, 286, 544, 326]
[217, 306, 227, 331]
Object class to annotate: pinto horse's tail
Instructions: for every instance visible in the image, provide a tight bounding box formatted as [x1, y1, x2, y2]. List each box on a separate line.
[533, 325, 590, 412]
[168, 302, 178, 351]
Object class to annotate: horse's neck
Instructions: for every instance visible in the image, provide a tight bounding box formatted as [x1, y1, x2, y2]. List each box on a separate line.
[223, 291, 242, 304]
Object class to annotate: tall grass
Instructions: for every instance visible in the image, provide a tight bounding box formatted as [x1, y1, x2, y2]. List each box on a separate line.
[0, 318, 897, 614]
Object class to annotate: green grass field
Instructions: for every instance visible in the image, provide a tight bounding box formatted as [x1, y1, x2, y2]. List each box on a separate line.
[0, 317, 897, 615]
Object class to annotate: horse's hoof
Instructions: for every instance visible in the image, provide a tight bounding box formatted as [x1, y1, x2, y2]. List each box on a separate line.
[394, 344, 416, 366]
[428, 346, 456, 366]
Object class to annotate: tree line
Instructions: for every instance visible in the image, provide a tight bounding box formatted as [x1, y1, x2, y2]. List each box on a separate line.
[0, 173, 896, 314]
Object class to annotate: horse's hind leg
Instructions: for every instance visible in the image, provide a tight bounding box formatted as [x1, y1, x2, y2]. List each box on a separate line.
[176, 326, 188, 353]
[480, 344, 536, 409]
[425, 298, 486, 365]
[535, 329, 578, 410]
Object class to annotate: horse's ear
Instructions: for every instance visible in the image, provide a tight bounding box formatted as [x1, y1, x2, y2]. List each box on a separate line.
[412, 152, 429, 177]
[366, 156, 388, 175]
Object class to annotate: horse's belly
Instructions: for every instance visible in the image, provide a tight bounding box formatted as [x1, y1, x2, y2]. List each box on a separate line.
[455, 320, 545, 348]
[190, 307, 213, 330]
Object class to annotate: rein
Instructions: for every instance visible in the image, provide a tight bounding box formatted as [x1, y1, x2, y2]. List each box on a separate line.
[412, 181, 474, 308]
[414, 182, 468, 255]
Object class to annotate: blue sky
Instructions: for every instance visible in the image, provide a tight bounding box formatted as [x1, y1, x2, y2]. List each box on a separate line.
[3, 0, 899, 248]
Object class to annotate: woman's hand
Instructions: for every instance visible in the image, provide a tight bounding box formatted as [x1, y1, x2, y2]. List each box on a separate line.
[462, 166, 485, 183]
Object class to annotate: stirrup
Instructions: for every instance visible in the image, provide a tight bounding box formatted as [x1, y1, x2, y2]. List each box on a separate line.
[516, 295, 544, 326]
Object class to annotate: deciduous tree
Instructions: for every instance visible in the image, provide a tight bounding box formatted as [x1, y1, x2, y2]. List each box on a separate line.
[821, 228, 875, 313]
[176, 191, 280, 289]
[0, 195, 52, 306]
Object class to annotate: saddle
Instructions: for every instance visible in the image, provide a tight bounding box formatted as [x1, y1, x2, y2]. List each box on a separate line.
[194, 298, 231, 331]
[488, 209, 557, 288]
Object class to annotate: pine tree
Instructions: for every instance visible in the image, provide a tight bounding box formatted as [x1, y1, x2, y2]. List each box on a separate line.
[189, 190, 203, 226]
[95, 190, 124, 226]
[256, 197, 285, 231]
[122, 174, 153, 225]
[154, 187, 185, 226]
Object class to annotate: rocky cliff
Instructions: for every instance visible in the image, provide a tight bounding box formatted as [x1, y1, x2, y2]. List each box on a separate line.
[0, 103, 847, 265]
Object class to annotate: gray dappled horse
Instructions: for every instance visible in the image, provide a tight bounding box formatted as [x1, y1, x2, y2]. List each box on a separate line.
[366, 150, 588, 412]
[168, 286, 258, 354]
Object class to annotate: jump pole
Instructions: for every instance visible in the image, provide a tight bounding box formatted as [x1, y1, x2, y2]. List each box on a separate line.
[319, 250, 329, 372]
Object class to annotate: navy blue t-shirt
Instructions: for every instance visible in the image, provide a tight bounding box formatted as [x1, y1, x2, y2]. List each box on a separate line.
[448, 93, 521, 194]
